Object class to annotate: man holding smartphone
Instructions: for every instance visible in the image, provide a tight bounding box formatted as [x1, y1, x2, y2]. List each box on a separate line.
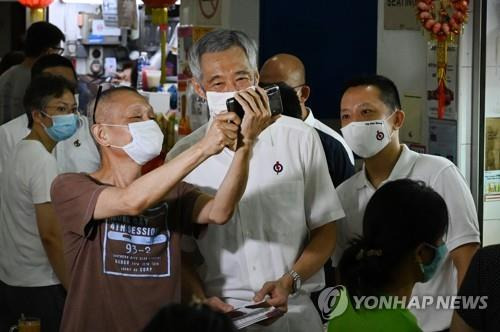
[168, 29, 344, 332]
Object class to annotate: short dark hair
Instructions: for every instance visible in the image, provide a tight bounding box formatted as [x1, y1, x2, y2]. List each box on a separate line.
[342, 75, 401, 112]
[259, 82, 302, 119]
[31, 54, 77, 81]
[143, 304, 236, 332]
[0, 51, 25, 76]
[24, 74, 76, 129]
[24, 22, 65, 58]
[339, 179, 448, 299]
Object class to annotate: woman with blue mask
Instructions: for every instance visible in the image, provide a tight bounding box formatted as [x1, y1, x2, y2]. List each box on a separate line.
[0, 74, 76, 332]
[327, 179, 449, 332]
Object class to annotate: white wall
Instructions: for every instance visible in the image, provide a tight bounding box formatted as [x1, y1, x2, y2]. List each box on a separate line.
[180, 0, 259, 43]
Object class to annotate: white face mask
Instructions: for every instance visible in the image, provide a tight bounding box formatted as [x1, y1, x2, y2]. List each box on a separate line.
[206, 91, 236, 117]
[205, 86, 256, 118]
[341, 114, 395, 159]
[102, 120, 164, 165]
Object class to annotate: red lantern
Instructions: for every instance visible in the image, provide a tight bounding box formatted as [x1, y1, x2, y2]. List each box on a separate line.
[142, 0, 176, 9]
[18, 0, 54, 23]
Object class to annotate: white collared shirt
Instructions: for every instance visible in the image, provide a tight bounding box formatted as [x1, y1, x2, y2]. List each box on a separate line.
[0, 114, 100, 176]
[333, 144, 480, 332]
[304, 108, 355, 165]
[181, 116, 345, 301]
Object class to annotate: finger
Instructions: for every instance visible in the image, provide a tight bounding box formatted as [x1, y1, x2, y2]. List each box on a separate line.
[216, 112, 241, 125]
[206, 297, 234, 313]
[256, 86, 271, 115]
[254, 282, 274, 302]
[245, 88, 266, 117]
[235, 92, 257, 117]
[217, 121, 240, 133]
[266, 295, 287, 308]
[220, 127, 239, 141]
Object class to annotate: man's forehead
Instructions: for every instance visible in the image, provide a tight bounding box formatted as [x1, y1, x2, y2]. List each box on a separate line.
[200, 47, 251, 75]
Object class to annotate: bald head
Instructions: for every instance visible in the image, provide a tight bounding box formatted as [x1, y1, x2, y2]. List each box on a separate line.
[260, 53, 306, 87]
[94, 87, 148, 124]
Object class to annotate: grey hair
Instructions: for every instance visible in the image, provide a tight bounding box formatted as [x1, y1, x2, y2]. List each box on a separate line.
[188, 29, 258, 82]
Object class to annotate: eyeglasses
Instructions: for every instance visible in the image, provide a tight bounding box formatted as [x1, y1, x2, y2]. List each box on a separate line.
[92, 85, 103, 124]
[43, 105, 78, 115]
[50, 47, 65, 55]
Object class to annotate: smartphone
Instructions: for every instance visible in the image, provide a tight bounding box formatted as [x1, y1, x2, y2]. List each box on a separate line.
[226, 84, 283, 119]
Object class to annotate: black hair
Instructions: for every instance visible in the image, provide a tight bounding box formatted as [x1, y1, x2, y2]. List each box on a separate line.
[24, 74, 76, 129]
[341, 75, 401, 112]
[259, 81, 302, 119]
[339, 179, 449, 299]
[142, 303, 237, 332]
[0, 51, 25, 76]
[31, 54, 77, 81]
[24, 22, 65, 58]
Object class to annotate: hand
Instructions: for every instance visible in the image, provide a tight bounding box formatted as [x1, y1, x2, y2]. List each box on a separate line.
[234, 87, 277, 147]
[203, 296, 234, 313]
[200, 112, 241, 155]
[253, 276, 292, 313]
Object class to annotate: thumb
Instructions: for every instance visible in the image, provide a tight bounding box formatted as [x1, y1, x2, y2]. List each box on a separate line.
[254, 282, 274, 302]
[212, 297, 234, 313]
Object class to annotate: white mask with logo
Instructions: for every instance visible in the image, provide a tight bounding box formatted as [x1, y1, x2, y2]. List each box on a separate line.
[341, 114, 395, 159]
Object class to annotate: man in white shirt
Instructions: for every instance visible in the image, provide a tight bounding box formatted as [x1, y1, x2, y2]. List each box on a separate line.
[333, 74, 480, 332]
[0, 22, 65, 124]
[0, 54, 100, 181]
[171, 29, 344, 332]
[0, 75, 77, 331]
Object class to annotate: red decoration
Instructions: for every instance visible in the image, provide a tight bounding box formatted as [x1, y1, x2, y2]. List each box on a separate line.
[417, 0, 469, 41]
[417, 0, 469, 119]
[18, 0, 53, 9]
[142, 0, 176, 9]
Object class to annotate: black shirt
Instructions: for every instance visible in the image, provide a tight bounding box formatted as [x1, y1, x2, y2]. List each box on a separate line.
[456, 245, 500, 332]
[315, 128, 355, 187]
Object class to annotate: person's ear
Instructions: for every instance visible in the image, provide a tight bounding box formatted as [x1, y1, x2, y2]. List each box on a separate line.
[191, 78, 206, 99]
[253, 72, 260, 87]
[32, 110, 47, 127]
[91, 124, 111, 147]
[298, 85, 310, 103]
[392, 109, 405, 130]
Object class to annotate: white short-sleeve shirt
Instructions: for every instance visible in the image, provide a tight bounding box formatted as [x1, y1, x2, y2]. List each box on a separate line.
[181, 116, 345, 300]
[0, 140, 61, 286]
[333, 144, 480, 332]
[0, 114, 100, 175]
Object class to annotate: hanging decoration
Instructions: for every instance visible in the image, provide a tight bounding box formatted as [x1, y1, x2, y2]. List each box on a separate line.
[18, 0, 54, 23]
[142, 0, 176, 85]
[416, 0, 469, 119]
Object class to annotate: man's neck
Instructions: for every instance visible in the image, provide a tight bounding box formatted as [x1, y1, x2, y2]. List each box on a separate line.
[24, 125, 57, 153]
[91, 152, 141, 188]
[364, 141, 403, 189]
[21, 57, 38, 69]
[301, 105, 309, 121]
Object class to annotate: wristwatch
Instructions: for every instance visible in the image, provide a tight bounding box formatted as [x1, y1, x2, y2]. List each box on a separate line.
[288, 270, 302, 294]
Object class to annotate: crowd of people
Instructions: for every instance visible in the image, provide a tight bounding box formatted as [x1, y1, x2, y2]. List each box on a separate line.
[0, 21, 496, 332]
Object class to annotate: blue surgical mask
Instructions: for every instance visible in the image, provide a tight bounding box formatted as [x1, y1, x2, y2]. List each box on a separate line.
[419, 243, 447, 282]
[41, 112, 79, 142]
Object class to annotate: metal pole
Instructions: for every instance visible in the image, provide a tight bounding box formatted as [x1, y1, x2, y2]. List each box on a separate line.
[470, 0, 486, 237]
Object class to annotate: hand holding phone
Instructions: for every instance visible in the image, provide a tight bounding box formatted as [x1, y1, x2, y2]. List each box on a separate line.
[226, 85, 283, 119]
